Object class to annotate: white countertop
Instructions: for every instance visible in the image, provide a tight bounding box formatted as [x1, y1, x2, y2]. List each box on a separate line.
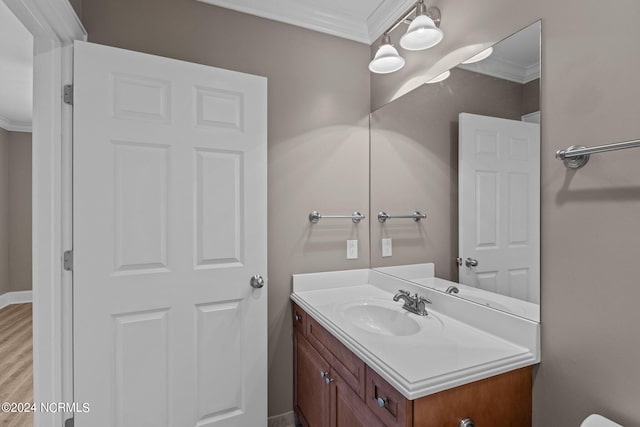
[291, 269, 539, 400]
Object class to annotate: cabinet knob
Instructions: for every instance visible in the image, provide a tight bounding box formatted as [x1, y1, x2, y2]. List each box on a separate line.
[376, 397, 387, 408]
[459, 418, 475, 427]
[295, 314, 302, 322]
[325, 377, 334, 385]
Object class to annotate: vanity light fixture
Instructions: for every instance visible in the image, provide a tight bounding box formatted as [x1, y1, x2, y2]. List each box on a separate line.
[461, 47, 493, 64]
[369, 35, 406, 74]
[369, 0, 442, 74]
[426, 70, 451, 83]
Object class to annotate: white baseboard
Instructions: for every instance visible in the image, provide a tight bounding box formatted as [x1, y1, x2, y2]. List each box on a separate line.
[268, 411, 296, 427]
[0, 290, 33, 310]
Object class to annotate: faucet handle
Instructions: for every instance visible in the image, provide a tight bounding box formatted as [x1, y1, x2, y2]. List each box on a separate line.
[419, 296, 432, 305]
[397, 289, 410, 296]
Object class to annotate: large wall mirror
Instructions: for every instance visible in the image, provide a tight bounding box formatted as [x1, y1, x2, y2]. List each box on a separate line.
[370, 21, 541, 322]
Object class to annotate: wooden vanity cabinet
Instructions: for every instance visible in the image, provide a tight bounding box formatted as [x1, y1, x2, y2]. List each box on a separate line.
[294, 330, 383, 427]
[293, 303, 532, 427]
[294, 331, 331, 427]
[331, 370, 385, 427]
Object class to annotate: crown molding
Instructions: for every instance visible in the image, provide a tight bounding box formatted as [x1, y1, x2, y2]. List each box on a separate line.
[523, 63, 541, 84]
[0, 114, 32, 132]
[197, 0, 371, 43]
[458, 56, 540, 85]
[196, 0, 415, 45]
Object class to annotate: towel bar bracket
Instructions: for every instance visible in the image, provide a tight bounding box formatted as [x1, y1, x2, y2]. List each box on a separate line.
[556, 145, 589, 169]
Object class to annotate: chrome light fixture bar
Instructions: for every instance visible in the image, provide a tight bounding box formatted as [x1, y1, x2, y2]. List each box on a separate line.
[369, 0, 443, 75]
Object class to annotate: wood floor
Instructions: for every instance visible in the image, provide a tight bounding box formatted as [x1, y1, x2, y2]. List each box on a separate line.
[0, 303, 33, 427]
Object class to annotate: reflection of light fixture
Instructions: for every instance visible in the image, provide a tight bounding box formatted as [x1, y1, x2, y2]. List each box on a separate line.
[369, 0, 443, 74]
[369, 35, 405, 74]
[426, 70, 451, 83]
[400, 1, 443, 51]
[461, 47, 493, 64]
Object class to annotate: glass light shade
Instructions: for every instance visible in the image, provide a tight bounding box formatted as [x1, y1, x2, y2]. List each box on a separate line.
[461, 47, 494, 64]
[426, 70, 451, 84]
[369, 44, 405, 74]
[399, 15, 443, 51]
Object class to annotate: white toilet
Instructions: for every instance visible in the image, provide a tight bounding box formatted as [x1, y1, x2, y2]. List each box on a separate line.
[581, 414, 623, 427]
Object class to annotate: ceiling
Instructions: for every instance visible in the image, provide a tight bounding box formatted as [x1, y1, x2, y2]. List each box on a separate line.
[196, 0, 415, 44]
[458, 21, 541, 84]
[0, 0, 33, 132]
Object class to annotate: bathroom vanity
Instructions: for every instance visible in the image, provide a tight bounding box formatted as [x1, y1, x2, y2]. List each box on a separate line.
[291, 269, 539, 427]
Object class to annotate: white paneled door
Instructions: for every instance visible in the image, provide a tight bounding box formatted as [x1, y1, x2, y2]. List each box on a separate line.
[459, 113, 540, 303]
[73, 41, 267, 427]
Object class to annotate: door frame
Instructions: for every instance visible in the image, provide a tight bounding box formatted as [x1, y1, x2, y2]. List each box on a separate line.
[1, 0, 85, 425]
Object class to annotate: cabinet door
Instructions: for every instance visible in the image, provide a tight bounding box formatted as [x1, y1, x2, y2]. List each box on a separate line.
[330, 372, 384, 427]
[295, 332, 331, 427]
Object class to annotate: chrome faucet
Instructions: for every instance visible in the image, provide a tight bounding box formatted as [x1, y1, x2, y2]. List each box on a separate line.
[445, 285, 459, 294]
[393, 290, 431, 316]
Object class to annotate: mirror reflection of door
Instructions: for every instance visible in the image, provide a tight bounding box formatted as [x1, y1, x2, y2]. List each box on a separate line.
[458, 113, 540, 303]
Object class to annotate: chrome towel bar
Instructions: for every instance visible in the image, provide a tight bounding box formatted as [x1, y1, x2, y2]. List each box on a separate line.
[308, 211, 365, 224]
[378, 211, 427, 223]
[556, 138, 640, 169]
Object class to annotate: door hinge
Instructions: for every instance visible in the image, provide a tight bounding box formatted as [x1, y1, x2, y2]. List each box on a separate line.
[63, 250, 73, 271]
[63, 84, 73, 105]
[64, 417, 74, 427]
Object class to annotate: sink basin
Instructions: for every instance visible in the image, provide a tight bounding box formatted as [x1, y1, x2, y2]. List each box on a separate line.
[341, 303, 421, 336]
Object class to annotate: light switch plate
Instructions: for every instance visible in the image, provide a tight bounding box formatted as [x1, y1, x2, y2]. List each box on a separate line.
[347, 240, 358, 260]
[382, 238, 392, 257]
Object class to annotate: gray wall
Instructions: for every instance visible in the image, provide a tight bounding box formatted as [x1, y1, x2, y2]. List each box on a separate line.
[8, 132, 32, 292]
[371, 0, 640, 425]
[80, 0, 371, 417]
[0, 128, 9, 296]
[0, 129, 32, 295]
[370, 68, 525, 280]
[522, 79, 540, 116]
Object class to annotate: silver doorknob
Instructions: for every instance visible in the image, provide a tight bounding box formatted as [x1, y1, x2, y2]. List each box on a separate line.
[459, 418, 475, 427]
[465, 258, 478, 267]
[250, 275, 265, 288]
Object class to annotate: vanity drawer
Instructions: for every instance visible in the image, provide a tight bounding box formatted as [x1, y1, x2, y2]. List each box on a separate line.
[292, 303, 306, 334]
[306, 315, 366, 399]
[366, 366, 412, 427]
